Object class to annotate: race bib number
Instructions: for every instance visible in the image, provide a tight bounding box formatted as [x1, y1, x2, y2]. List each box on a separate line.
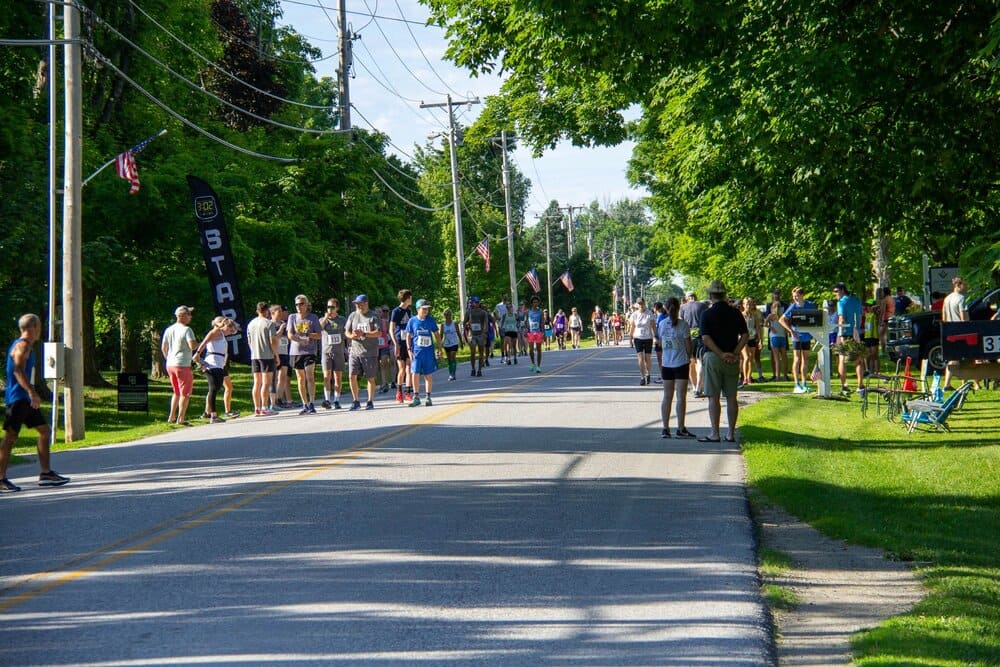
[984, 335, 1000, 354]
[377, 336, 386, 346]
[417, 335, 432, 347]
[471, 323, 482, 332]
[663, 336, 676, 350]
[330, 334, 342, 345]
[529, 321, 540, 332]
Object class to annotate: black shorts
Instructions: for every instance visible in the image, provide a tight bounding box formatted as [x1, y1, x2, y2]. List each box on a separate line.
[864, 338, 879, 348]
[279, 354, 290, 369]
[504, 332, 518, 340]
[4, 399, 46, 435]
[251, 358, 276, 373]
[395, 342, 410, 362]
[745, 339, 759, 350]
[793, 341, 811, 351]
[292, 354, 317, 370]
[634, 339, 653, 354]
[444, 345, 459, 354]
[660, 363, 690, 381]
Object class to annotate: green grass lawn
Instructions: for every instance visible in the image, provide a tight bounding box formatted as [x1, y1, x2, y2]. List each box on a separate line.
[740, 375, 1000, 665]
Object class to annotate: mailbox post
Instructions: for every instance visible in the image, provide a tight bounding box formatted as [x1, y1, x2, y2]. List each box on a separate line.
[787, 305, 836, 398]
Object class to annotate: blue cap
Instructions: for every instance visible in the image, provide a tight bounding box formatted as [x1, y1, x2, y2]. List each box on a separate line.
[470, 296, 481, 304]
[353, 294, 368, 303]
[415, 299, 431, 308]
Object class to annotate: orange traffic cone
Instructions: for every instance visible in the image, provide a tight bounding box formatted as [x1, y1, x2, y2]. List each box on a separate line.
[902, 357, 917, 392]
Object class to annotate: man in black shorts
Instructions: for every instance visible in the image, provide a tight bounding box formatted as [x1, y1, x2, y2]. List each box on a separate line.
[390, 290, 413, 404]
[1, 314, 70, 492]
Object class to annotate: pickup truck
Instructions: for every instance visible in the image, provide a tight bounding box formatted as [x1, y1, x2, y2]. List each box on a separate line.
[886, 287, 1000, 371]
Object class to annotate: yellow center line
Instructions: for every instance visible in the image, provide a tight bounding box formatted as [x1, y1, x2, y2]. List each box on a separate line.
[0, 349, 602, 612]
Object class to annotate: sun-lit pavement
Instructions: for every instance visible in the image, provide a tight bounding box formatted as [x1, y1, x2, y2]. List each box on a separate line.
[0, 346, 771, 666]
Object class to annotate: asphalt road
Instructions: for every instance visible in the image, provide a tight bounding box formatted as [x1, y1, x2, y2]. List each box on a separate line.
[0, 345, 771, 666]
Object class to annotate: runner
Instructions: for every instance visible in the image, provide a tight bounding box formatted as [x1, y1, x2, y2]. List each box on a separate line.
[246, 301, 280, 416]
[439, 308, 463, 380]
[553, 309, 568, 350]
[495, 298, 511, 364]
[405, 299, 442, 406]
[499, 302, 519, 365]
[779, 287, 816, 394]
[543, 309, 554, 351]
[628, 298, 655, 385]
[591, 307, 606, 347]
[377, 305, 393, 393]
[345, 294, 382, 410]
[516, 302, 529, 357]
[464, 297, 490, 376]
[611, 311, 624, 345]
[525, 296, 545, 373]
[319, 297, 347, 409]
[269, 304, 292, 409]
[568, 307, 583, 349]
[287, 295, 322, 415]
[390, 290, 413, 404]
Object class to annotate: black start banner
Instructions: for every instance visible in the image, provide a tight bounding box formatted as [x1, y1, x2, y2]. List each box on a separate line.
[186, 175, 250, 364]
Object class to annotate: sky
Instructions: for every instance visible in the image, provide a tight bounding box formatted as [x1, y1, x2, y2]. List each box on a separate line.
[277, 0, 647, 220]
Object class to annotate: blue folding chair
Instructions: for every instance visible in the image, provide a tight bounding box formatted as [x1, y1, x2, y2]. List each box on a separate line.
[901, 381, 974, 433]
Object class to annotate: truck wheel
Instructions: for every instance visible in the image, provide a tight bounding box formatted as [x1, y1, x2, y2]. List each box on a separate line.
[924, 344, 946, 373]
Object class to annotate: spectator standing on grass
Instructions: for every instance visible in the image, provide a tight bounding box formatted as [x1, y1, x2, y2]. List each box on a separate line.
[764, 301, 789, 381]
[698, 281, 748, 443]
[162, 305, 198, 426]
[893, 287, 912, 316]
[1, 313, 70, 492]
[740, 296, 764, 385]
[942, 276, 969, 390]
[780, 287, 816, 394]
[246, 301, 279, 416]
[833, 282, 865, 396]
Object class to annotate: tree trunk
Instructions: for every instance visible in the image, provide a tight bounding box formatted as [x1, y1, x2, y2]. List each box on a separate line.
[148, 320, 165, 380]
[871, 224, 891, 296]
[119, 312, 140, 373]
[82, 284, 112, 387]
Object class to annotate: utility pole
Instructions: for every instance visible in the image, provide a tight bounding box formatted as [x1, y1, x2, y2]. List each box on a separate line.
[494, 130, 518, 304]
[337, 0, 352, 130]
[587, 218, 593, 261]
[559, 205, 583, 259]
[63, 0, 84, 440]
[422, 95, 480, 320]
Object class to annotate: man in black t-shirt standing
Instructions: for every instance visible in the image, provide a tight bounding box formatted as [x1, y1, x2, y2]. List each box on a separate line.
[698, 280, 748, 443]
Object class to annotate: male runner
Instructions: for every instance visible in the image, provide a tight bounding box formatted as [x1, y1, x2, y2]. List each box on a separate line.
[405, 299, 442, 406]
[345, 294, 382, 410]
[465, 297, 490, 376]
[287, 295, 322, 414]
[320, 297, 347, 409]
[390, 290, 413, 404]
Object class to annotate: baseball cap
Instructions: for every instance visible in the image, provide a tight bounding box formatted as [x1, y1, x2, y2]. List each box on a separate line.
[415, 298, 431, 309]
[707, 280, 727, 296]
[832, 282, 847, 292]
[174, 305, 193, 316]
[470, 296, 481, 304]
[353, 294, 368, 303]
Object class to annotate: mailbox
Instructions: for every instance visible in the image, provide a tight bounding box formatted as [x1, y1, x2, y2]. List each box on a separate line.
[787, 308, 824, 328]
[941, 320, 1000, 362]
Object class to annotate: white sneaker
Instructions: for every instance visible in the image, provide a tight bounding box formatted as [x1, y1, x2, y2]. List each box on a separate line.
[793, 384, 807, 394]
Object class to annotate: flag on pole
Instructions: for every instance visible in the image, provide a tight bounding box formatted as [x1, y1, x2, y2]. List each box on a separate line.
[560, 270, 575, 292]
[113, 131, 163, 195]
[475, 237, 490, 272]
[525, 268, 541, 293]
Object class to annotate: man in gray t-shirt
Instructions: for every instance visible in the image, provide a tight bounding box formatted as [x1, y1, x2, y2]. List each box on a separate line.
[345, 294, 382, 410]
[679, 292, 709, 394]
[245, 301, 279, 416]
[319, 297, 347, 409]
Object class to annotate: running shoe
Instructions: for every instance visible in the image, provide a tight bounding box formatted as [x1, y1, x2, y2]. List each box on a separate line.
[793, 384, 807, 394]
[476, 369, 483, 377]
[39, 470, 70, 486]
[209, 415, 226, 424]
[267, 407, 279, 415]
[225, 411, 240, 419]
[660, 429, 670, 439]
[365, 401, 374, 410]
[349, 401, 361, 411]
[534, 366, 542, 374]
[646, 375, 652, 385]
[307, 404, 317, 414]
[471, 369, 476, 377]
[529, 364, 537, 373]
[675, 428, 696, 439]
[405, 391, 414, 403]
[513, 357, 518, 365]
[640, 377, 646, 386]
[409, 396, 421, 407]
[298, 406, 310, 415]
[448, 375, 455, 381]
[322, 400, 332, 409]
[1, 478, 22, 493]
[425, 397, 432, 406]
[334, 400, 342, 409]
[396, 390, 404, 403]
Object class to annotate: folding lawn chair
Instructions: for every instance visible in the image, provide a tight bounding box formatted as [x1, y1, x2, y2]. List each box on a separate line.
[901, 381, 974, 433]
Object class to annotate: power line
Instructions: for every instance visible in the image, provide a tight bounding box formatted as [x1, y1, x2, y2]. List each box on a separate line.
[87, 45, 300, 162]
[351, 41, 421, 104]
[393, 0, 463, 98]
[126, 0, 336, 110]
[357, 0, 446, 97]
[371, 168, 452, 212]
[353, 132, 449, 187]
[86, 6, 345, 135]
[350, 103, 419, 160]
[207, 10, 337, 65]
[281, 0, 432, 27]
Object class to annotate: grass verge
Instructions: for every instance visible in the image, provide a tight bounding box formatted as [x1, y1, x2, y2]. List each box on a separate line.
[740, 385, 1000, 666]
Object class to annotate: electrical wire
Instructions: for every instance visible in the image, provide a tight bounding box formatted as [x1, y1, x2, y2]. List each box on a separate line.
[207, 12, 337, 65]
[351, 42, 422, 104]
[87, 44, 300, 162]
[394, 0, 463, 98]
[282, 0, 432, 27]
[353, 132, 449, 187]
[357, 0, 446, 97]
[350, 104, 419, 161]
[126, 0, 335, 110]
[86, 7, 345, 135]
[371, 168, 452, 211]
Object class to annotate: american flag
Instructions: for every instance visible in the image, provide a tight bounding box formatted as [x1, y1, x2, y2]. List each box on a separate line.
[560, 271, 575, 292]
[475, 237, 490, 272]
[525, 268, 540, 293]
[114, 131, 162, 195]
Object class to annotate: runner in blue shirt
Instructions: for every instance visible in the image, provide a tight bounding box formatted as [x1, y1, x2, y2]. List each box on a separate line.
[405, 299, 442, 406]
[833, 282, 865, 396]
[779, 287, 816, 394]
[525, 296, 545, 373]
